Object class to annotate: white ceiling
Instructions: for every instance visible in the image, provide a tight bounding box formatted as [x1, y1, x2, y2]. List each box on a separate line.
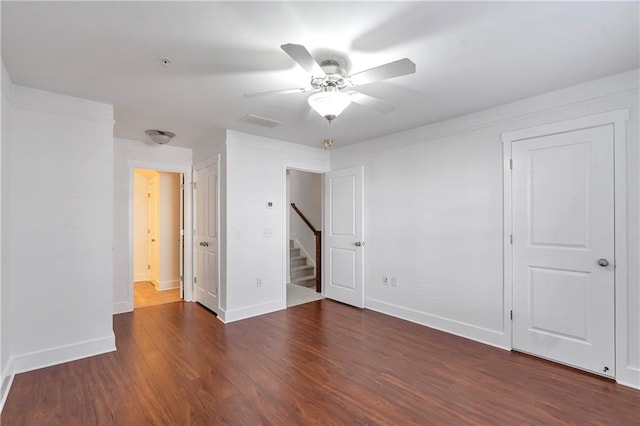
[2, 1, 638, 149]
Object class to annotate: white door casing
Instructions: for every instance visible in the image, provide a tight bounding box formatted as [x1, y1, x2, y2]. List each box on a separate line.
[324, 166, 364, 308]
[179, 173, 185, 299]
[194, 161, 219, 313]
[148, 176, 159, 287]
[511, 125, 615, 376]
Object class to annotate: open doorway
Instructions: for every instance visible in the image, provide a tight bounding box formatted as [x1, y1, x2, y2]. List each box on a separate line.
[133, 168, 183, 308]
[286, 169, 324, 307]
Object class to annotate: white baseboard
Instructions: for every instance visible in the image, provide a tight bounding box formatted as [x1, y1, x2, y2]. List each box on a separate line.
[113, 301, 132, 314]
[0, 370, 15, 414]
[365, 298, 509, 350]
[154, 280, 179, 291]
[223, 299, 285, 323]
[8, 333, 116, 376]
[134, 272, 148, 282]
[617, 366, 640, 389]
[216, 308, 226, 323]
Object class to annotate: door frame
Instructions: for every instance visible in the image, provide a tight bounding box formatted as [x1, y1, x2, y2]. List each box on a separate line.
[501, 109, 629, 380]
[281, 161, 329, 308]
[127, 160, 193, 310]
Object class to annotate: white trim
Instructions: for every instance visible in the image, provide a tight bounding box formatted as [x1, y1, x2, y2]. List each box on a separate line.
[222, 299, 284, 323]
[10, 84, 114, 125]
[282, 161, 329, 306]
[502, 139, 513, 347]
[192, 154, 219, 171]
[332, 70, 638, 158]
[7, 334, 115, 377]
[123, 160, 193, 314]
[0, 371, 15, 414]
[134, 272, 149, 282]
[500, 109, 630, 143]
[154, 280, 180, 291]
[366, 298, 509, 350]
[501, 109, 634, 387]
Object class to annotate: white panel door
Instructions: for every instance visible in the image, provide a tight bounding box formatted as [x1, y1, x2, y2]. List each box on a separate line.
[512, 125, 615, 376]
[324, 166, 364, 308]
[194, 162, 219, 313]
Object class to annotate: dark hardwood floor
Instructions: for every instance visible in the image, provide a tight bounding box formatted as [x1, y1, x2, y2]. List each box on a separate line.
[2, 300, 639, 425]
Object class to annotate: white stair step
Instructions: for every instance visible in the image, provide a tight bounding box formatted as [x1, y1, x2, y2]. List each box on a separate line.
[291, 265, 313, 272]
[292, 274, 316, 284]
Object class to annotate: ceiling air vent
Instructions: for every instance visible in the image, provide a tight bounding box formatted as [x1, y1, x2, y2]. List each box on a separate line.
[240, 114, 283, 128]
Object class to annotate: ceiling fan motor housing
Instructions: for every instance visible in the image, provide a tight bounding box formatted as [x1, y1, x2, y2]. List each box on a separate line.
[310, 59, 349, 91]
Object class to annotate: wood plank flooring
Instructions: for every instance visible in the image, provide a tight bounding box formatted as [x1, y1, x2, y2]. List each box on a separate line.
[134, 281, 181, 308]
[2, 300, 639, 425]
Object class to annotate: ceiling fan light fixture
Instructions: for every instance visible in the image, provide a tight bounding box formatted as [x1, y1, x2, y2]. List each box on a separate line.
[145, 129, 175, 145]
[307, 90, 351, 122]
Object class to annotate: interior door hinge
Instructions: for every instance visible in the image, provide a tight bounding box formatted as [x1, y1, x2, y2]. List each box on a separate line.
[180, 183, 184, 190]
[510, 310, 513, 320]
[194, 277, 197, 284]
[148, 264, 150, 270]
[510, 234, 513, 244]
[509, 159, 513, 170]
[180, 275, 183, 283]
[193, 182, 197, 190]
[148, 192, 151, 198]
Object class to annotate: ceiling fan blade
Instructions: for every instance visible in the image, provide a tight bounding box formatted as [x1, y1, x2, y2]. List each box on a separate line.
[281, 43, 326, 76]
[348, 92, 395, 113]
[349, 58, 416, 86]
[243, 87, 308, 98]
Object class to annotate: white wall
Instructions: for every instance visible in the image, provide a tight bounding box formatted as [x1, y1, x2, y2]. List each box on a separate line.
[289, 170, 322, 268]
[133, 170, 150, 282]
[113, 138, 192, 313]
[224, 131, 329, 322]
[3, 83, 115, 377]
[157, 172, 180, 290]
[330, 69, 640, 388]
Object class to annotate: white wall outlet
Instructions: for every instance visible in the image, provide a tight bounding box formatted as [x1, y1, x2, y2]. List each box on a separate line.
[262, 229, 273, 238]
[256, 278, 263, 288]
[391, 276, 398, 288]
[383, 275, 389, 285]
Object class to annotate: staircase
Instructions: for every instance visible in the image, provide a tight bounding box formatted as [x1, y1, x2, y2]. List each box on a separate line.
[289, 240, 316, 288]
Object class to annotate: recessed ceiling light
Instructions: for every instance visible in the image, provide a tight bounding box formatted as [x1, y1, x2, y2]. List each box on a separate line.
[160, 57, 172, 66]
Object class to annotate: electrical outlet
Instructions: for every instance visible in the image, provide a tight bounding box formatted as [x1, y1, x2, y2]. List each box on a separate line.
[383, 275, 389, 285]
[256, 278, 263, 288]
[391, 276, 398, 288]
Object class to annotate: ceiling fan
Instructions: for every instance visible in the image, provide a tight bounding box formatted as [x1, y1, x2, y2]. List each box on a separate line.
[244, 43, 416, 123]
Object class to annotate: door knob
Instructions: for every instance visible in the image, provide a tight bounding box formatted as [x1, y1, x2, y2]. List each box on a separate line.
[151, 239, 156, 242]
[597, 258, 609, 267]
[355, 242, 365, 247]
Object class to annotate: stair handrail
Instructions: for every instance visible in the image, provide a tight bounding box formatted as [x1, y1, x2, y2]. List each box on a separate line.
[290, 203, 322, 293]
[290, 203, 319, 235]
